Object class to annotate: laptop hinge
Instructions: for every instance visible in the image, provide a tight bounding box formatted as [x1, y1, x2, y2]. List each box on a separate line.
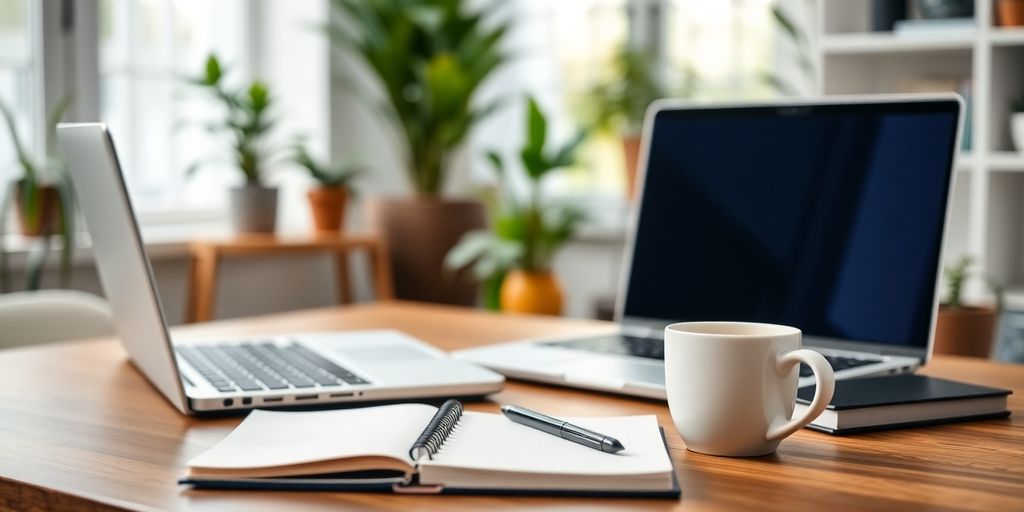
[621, 324, 661, 339]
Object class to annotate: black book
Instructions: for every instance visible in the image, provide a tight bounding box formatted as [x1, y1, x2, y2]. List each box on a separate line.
[796, 374, 1011, 435]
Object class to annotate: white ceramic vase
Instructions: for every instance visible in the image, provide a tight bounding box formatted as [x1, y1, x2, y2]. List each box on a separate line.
[1012, 112, 1024, 153]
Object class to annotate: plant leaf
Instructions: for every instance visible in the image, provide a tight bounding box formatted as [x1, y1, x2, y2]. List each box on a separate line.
[525, 96, 546, 155]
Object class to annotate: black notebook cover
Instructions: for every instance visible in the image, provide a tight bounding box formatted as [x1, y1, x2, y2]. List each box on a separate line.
[180, 427, 681, 499]
[796, 374, 1011, 435]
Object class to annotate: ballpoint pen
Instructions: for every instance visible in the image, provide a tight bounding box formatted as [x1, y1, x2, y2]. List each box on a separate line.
[501, 404, 626, 454]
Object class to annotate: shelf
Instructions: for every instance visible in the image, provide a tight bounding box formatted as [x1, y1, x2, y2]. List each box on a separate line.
[1006, 285, 1024, 311]
[990, 27, 1024, 46]
[987, 151, 1024, 172]
[956, 152, 976, 170]
[822, 32, 976, 55]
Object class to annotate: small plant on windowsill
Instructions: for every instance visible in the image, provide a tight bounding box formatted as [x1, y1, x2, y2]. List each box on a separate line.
[0, 94, 75, 292]
[1010, 94, 1024, 153]
[934, 256, 1003, 358]
[291, 139, 362, 234]
[184, 54, 282, 234]
[446, 97, 587, 315]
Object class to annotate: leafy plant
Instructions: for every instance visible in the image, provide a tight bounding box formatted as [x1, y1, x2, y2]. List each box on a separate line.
[0, 94, 75, 292]
[764, 2, 816, 96]
[584, 46, 669, 136]
[1012, 94, 1024, 113]
[185, 54, 279, 186]
[291, 139, 362, 190]
[446, 97, 587, 309]
[326, 0, 509, 195]
[942, 256, 1002, 310]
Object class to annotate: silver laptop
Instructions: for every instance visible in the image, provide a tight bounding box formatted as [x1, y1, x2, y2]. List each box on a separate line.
[456, 95, 963, 399]
[57, 123, 504, 414]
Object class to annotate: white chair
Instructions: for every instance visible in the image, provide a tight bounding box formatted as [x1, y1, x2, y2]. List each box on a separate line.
[0, 290, 115, 350]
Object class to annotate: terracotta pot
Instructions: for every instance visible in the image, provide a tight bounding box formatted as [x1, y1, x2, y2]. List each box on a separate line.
[367, 197, 485, 306]
[14, 182, 62, 237]
[228, 185, 278, 234]
[622, 135, 642, 201]
[933, 306, 998, 358]
[997, 0, 1024, 26]
[500, 269, 564, 316]
[307, 186, 348, 233]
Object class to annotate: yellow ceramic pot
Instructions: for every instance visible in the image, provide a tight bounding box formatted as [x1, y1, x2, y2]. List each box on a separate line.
[500, 270, 564, 316]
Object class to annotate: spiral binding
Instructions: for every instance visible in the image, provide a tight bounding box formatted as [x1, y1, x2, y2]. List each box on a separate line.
[408, 399, 464, 462]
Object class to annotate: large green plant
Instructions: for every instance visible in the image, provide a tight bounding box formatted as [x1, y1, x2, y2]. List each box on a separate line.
[185, 54, 279, 186]
[584, 46, 668, 136]
[0, 94, 75, 292]
[446, 97, 587, 309]
[327, 0, 509, 195]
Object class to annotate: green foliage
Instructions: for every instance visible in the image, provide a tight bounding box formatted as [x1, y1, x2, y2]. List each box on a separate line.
[764, 2, 815, 97]
[1012, 95, 1024, 113]
[584, 47, 668, 136]
[185, 54, 279, 186]
[291, 140, 362, 189]
[446, 97, 587, 308]
[327, 0, 509, 195]
[0, 94, 76, 292]
[942, 256, 1003, 310]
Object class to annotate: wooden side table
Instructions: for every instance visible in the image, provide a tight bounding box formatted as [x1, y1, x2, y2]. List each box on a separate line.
[185, 233, 393, 323]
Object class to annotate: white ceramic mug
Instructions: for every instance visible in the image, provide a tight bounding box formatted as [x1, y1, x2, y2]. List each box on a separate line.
[664, 322, 835, 457]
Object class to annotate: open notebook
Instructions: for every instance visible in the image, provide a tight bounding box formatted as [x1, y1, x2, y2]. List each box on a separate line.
[181, 400, 679, 497]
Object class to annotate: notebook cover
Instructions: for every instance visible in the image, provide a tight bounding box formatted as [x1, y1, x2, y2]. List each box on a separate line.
[803, 410, 1011, 435]
[796, 374, 1011, 410]
[180, 427, 681, 499]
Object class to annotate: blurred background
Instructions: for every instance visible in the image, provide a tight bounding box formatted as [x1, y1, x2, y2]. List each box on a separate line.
[1, 0, 1022, 362]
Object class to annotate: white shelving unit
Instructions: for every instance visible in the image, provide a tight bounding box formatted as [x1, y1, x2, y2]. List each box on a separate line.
[818, 0, 1024, 308]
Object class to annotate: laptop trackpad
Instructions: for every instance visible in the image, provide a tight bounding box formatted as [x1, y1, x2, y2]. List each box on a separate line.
[553, 359, 665, 388]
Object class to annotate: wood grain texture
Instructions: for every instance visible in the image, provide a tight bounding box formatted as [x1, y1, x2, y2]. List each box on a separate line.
[184, 234, 392, 322]
[0, 301, 1022, 511]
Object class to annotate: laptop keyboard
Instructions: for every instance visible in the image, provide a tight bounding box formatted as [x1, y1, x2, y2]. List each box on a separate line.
[545, 335, 881, 377]
[177, 342, 369, 393]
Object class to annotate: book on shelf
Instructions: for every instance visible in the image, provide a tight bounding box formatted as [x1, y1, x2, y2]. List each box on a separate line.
[894, 17, 977, 36]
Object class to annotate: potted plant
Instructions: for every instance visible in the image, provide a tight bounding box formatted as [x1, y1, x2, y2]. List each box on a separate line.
[0, 94, 76, 291]
[292, 140, 361, 233]
[327, 0, 508, 305]
[998, 0, 1024, 26]
[1011, 94, 1024, 152]
[446, 98, 587, 315]
[584, 47, 668, 200]
[185, 55, 281, 234]
[933, 256, 1001, 358]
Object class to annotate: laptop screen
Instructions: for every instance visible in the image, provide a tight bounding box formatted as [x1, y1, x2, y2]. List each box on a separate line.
[623, 99, 960, 353]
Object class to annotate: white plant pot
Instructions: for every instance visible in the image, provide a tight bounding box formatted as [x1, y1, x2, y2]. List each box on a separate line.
[1013, 113, 1024, 153]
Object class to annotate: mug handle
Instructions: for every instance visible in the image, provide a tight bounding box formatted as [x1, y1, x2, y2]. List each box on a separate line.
[766, 349, 836, 442]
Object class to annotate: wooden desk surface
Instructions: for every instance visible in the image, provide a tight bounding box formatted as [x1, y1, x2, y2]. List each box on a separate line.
[1, 302, 1022, 511]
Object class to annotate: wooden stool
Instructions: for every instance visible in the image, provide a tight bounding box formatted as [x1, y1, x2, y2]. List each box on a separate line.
[185, 233, 393, 323]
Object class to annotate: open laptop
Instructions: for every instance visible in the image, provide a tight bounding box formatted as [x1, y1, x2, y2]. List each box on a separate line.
[456, 95, 963, 399]
[57, 123, 504, 414]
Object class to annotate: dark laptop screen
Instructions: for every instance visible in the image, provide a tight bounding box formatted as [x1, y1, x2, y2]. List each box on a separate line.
[624, 100, 960, 350]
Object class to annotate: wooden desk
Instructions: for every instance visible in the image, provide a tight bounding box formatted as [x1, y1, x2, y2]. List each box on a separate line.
[1, 302, 1021, 511]
[186, 234, 393, 323]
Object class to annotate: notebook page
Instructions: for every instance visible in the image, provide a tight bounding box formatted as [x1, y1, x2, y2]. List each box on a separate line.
[422, 413, 672, 476]
[188, 404, 438, 470]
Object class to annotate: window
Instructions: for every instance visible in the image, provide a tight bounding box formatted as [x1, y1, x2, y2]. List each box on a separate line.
[0, 0, 38, 185]
[98, 0, 251, 213]
[473, 0, 783, 216]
